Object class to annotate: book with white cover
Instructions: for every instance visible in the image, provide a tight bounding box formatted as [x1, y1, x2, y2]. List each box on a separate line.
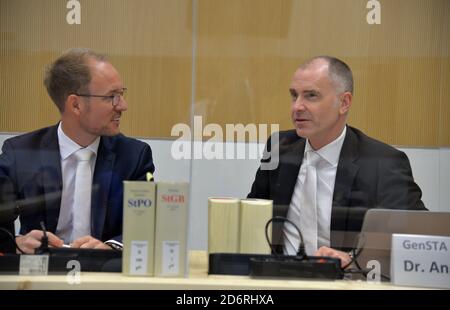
[208, 197, 240, 254]
[154, 182, 189, 277]
[122, 181, 156, 276]
[239, 199, 273, 254]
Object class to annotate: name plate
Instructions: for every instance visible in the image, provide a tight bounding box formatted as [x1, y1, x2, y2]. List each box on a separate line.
[19, 255, 49, 276]
[391, 234, 450, 288]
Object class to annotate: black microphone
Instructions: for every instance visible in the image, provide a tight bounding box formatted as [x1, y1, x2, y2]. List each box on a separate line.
[34, 221, 49, 254]
[0, 191, 62, 224]
[0, 191, 61, 254]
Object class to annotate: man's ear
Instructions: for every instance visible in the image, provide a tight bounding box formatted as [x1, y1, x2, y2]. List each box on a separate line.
[339, 92, 352, 115]
[66, 94, 81, 115]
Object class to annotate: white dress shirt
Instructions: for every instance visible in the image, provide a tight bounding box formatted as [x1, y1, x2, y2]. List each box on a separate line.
[285, 126, 347, 254]
[56, 122, 100, 243]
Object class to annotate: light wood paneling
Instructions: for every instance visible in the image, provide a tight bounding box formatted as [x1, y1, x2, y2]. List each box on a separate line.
[439, 6, 450, 146]
[1, 0, 449, 146]
[195, 0, 450, 146]
[0, 0, 192, 138]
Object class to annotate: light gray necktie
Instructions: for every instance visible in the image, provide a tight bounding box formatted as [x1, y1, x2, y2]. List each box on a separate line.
[284, 150, 321, 255]
[72, 148, 93, 241]
[299, 150, 321, 255]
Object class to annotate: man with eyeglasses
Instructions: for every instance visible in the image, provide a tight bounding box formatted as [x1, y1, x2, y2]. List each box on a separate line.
[0, 48, 155, 253]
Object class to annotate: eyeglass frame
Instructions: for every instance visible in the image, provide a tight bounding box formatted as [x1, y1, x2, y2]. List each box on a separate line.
[74, 87, 127, 107]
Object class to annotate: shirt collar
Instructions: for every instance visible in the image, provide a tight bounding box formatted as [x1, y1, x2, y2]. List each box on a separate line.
[304, 126, 347, 166]
[57, 122, 100, 160]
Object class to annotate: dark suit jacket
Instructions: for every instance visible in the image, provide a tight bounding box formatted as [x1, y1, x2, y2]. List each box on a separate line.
[0, 124, 155, 251]
[248, 126, 426, 251]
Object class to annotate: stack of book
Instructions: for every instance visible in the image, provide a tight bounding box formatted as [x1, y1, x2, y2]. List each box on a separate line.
[122, 181, 189, 277]
[208, 197, 273, 255]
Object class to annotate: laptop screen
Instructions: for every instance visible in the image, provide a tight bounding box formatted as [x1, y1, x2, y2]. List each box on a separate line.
[354, 209, 450, 280]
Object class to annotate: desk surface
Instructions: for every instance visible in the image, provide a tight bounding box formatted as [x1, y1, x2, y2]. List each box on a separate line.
[0, 251, 420, 290]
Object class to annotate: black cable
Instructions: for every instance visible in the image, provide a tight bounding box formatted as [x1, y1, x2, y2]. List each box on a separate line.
[341, 232, 390, 281]
[265, 216, 306, 258]
[264, 217, 280, 256]
[344, 266, 390, 281]
[340, 230, 368, 271]
[341, 247, 364, 271]
[0, 227, 25, 254]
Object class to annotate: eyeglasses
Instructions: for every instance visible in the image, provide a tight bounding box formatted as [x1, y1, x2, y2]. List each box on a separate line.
[75, 88, 127, 107]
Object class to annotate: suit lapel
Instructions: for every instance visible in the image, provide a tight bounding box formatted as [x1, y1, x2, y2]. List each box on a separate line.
[274, 137, 305, 217]
[332, 127, 359, 207]
[331, 127, 360, 247]
[40, 125, 63, 232]
[91, 137, 115, 239]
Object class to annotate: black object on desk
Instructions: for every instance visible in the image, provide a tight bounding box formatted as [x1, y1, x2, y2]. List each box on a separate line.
[208, 253, 273, 276]
[208, 253, 344, 279]
[0, 248, 122, 274]
[249, 255, 344, 280]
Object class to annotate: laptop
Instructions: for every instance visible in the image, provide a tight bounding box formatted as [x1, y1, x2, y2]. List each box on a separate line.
[354, 209, 450, 280]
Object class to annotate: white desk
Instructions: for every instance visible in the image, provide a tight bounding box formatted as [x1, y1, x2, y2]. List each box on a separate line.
[0, 251, 421, 290]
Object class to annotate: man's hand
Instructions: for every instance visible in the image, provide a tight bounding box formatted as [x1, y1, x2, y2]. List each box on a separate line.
[15, 230, 64, 254]
[314, 246, 351, 268]
[71, 236, 111, 250]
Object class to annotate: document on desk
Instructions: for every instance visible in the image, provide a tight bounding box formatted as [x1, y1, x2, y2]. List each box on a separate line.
[122, 181, 156, 276]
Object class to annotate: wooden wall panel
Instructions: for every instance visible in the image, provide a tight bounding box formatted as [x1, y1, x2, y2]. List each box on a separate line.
[195, 0, 450, 146]
[0, 0, 192, 138]
[1, 0, 449, 146]
[0, 51, 59, 132]
[439, 7, 450, 146]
